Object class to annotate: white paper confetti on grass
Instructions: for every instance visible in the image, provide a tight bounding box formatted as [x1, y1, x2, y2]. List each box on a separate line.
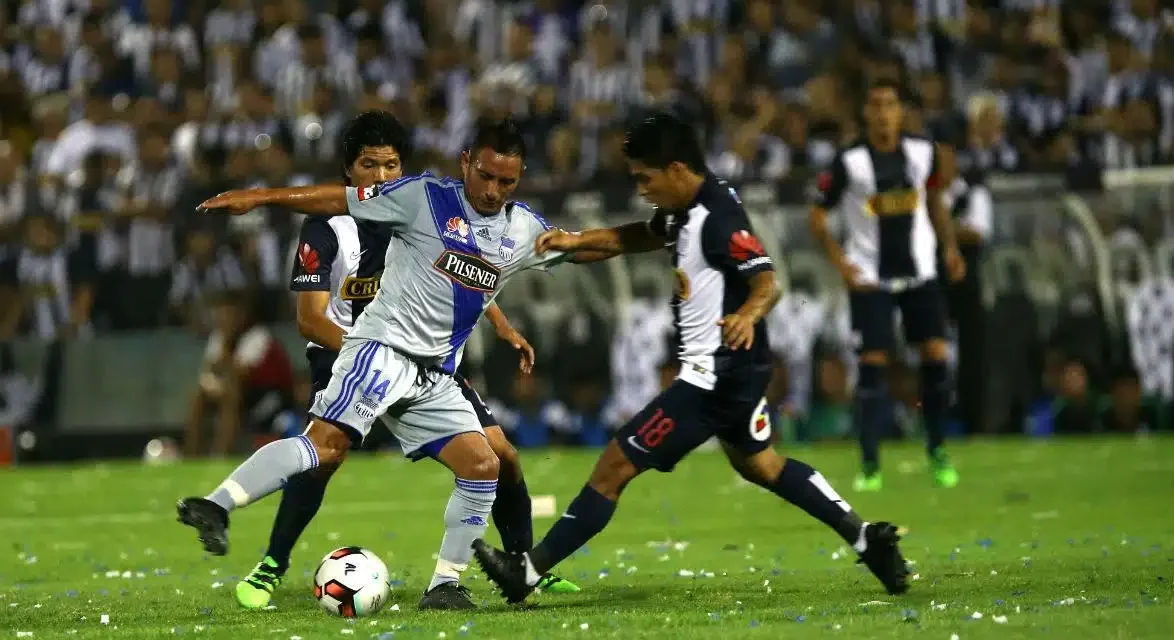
[579, 623, 589, 630]
[993, 615, 1008, 624]
[678, 569, 695, 578]
[950, 635, 960, 640]
[340, 630, 354, 635]
[211, 582, 224, 589]
[389, 604, 400, 612]
[100, 614, 110, 625]
[970, 611, 983, 620]
[16, 632, 33, 638]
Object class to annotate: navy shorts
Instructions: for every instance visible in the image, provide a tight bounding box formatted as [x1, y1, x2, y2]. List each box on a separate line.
[616, 365, 774, 472]
[849, 282, 948, 353]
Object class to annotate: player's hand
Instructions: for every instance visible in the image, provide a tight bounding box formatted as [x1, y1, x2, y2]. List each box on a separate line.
[944, 246, 967, 282]
[497, 325, 536, 374]
[197, 190, 262, 216]
[718, 312, 757, 350]
[535, 229, 580, 255]
[836, 259, 871, 291]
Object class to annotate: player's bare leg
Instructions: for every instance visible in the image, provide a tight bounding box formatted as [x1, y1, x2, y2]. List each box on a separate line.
[721, 444, 910, 595]
[419, 432, 501, 610]
[920, 338, 959, 487]
[177, 418, 351, 555]
[473, 440, 641, 603]
[483, 426, 579, 594]
[854, 350, 888, 491]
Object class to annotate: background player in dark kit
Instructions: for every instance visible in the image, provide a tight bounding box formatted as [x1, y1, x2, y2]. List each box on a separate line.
[232, 112, 578, 611]
[809, 79, 966, 491]
[472, 113, 911, 604]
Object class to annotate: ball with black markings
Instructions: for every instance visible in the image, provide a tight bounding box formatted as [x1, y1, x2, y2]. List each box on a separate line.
[313, 546, 391, 617]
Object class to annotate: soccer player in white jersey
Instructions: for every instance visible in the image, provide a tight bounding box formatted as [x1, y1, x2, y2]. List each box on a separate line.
[180, 120, 603, 608]
[808, 79, 966, 491]
[231, 112, 577, 611]
[472, 113, 911, 604]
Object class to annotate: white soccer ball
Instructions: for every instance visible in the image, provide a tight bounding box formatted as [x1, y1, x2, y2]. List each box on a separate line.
[313, 547, 391, 617]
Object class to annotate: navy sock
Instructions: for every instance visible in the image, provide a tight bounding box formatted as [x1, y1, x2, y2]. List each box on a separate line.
[529, 485, 615, 575]
[854, 363, 887, 474]
[770, 459, 864, 545]
[265, 469, 329, 570]
[920, 361, 950, 457]
[492, 478, 534, 554]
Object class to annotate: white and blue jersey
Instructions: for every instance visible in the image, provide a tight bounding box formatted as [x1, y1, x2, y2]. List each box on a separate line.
[343, 173, 567, 373]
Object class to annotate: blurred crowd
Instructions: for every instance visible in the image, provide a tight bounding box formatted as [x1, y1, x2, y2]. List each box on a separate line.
[3, 0, 1174, 453]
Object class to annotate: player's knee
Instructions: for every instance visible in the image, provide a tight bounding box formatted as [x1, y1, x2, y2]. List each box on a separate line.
[920, 339, 949, 363]
[588, 441, 639, 501]
[493, 440, 523, 483]
[465, 448, 500, 481]
[305, 419, 352, 466]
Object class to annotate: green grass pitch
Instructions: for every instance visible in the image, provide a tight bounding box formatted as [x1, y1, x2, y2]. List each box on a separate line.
[1, 438, 1172, 639]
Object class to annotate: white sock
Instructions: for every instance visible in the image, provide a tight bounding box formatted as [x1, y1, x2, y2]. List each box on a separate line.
[853, 522, 870, 553]
[426, 479, 496, 592]
[522, 552, 542, 587]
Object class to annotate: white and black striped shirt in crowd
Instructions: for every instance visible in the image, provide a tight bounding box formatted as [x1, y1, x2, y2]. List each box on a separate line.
[197, 118, 283, 151]
[568, 58, 635, 129]
[344, 1, 424, 60]
[665, 0, 731, 87]
[957, 140, 1020, 174]
[287, 112, 347, 167]
[116, 23, 200, 77]
[125, 165, 182, 277]
[56, 180, 126, 271]
[203, 8, 255, 48]
[169, 248, 248, 309]
[19, 55, 71, 97]
[16, 248, 71, 341]
[273, 58, 361, 116]
[580, 2, 667, 72]
[0, 173, 28, 229]
[253, 18, 347, 89]
[1014, 92, 1080, 139]
[707, 134, 790, 182]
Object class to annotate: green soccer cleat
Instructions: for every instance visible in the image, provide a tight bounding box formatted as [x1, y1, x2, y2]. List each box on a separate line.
[853, 471, 883, 492]
[535, 573, 580, 594]
[931, 454, 960, 488]
[235, 556, 284, 609]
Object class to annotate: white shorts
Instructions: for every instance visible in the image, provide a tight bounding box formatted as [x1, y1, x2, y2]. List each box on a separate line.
[310, 338, 483, 459]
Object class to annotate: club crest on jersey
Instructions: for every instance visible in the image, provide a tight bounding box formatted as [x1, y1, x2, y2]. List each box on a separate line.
[357, 184, 379, 201]
[433, 250, 500, 293]
[499, 236, 516, 260]
[444, 216, 470, 241]
[749, 397, 771, 442]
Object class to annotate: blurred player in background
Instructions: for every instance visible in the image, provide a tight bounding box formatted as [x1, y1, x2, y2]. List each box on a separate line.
[473, 113, 910, 604]
[186, 119, 591, 610]
[809, 79, 965, 491]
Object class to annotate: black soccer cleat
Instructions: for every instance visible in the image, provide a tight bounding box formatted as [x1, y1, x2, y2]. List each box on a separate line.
[418, 582, 477, 610]
[856, 521, 910, 595]
[176, 497, 230, 556]
[471, 539, 534, 604]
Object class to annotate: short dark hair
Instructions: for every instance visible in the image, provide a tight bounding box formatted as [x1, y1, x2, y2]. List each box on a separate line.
[339, 111, 411, 183]
[866, 78, 905, 100]
[622, 112, 706, 172]
[468, 118, 527, 159]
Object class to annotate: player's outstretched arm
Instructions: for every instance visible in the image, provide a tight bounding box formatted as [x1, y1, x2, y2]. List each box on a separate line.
[536, 222, 662, 257]
[198, 185, 349, 217]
